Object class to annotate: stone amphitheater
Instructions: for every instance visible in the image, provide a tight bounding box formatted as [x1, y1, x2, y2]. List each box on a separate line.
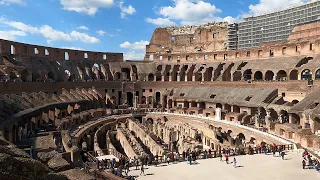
[1, 20, 320, 180]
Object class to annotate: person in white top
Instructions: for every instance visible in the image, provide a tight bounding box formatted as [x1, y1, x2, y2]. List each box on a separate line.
[233, 157, 237, 168]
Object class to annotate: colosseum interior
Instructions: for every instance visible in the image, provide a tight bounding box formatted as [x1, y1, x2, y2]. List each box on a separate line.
[1, 20, 320, 179]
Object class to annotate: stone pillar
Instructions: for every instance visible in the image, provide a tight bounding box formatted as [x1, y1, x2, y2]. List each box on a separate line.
[185, 75, 188, 81]
[169, 75, 172, 81]
[162, 75, 165, 81]
[215, 108, 221, 121]
[192, 75, 195, 81]
[201, 73, 204, 82]
[177, 74, 180, 81]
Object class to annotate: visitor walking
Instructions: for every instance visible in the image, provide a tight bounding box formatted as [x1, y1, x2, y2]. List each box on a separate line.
[281, 151, 285, 160]
[302, 159, 306, 169]
[233, 157, 237, 168]
[225, 154, 229, 164]
[140, 164, 146, 176]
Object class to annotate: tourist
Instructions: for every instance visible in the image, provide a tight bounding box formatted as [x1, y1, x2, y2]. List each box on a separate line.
[135, 158, 139, 170]
[188, 154, 192, 165]
[204, 150, 208, 159]
[208, 149, 212, 158]
[140, 164, 146, 176]
[281, 151, 285, 160]
[182, 151, 186, 161]
[225, 154, 229, 164]
[220, 153, 223, 161]
[111, 158, 116, 168]
[233, 157, 237, 168]
[302, 159, 306, 169]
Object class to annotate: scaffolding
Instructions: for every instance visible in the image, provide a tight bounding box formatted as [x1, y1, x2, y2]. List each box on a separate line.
[237, 0, 320, 49]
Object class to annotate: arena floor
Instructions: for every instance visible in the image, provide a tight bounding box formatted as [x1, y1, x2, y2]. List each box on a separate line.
[127, 151, 320, 180]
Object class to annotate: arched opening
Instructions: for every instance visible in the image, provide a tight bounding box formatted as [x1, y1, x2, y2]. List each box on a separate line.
[168, 99, 173, 108]
[47, 71, 55, 81]
[121, 68, 131, 81]
[232, 71, 242, 81]
[316, 69, 320, 80]
[156, 92, 161, 106]
[291, 99, 299, 105]
[265, 71, 274, 81]
[243, 69, 252, 80]
[84, 53, 88, 59]
[148, 96, 153, 105]
[141, 96, 147, 104]
[233, 105, 240, 113]
[20, 69, 29, 82]
[254, 71, 263, 81]
[126, 92, 133, 107]
[277, 70, 287, 81]
[10, 45, 16, 54]
[216, 103, 222, 109]
[45, 49, 49, 55]
[301, 69, 312, 80]
[268, 108, 278, 121]
[224, 104, 231, 112]
[32, 72, 41, 82]
[114, 72, 121, 81]
[237, 133, 245, 141]
[65, 52, 69, 60]
[289, 70, 298, 80]
[291, 113, 300, 125]
[148, 73, 154, 81]
[155, 72, 162, 81]
[64, 70, 71, 81]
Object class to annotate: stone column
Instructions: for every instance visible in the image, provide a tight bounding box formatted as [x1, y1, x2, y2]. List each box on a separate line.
[177, 73, 180, 81]
[215, 108, 221, 120]
[288, 114, 293, 124]
[192, 75, 195, 81]
[185, 75, 188, 81]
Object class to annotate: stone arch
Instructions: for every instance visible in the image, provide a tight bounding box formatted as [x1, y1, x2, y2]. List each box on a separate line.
[47, 71, 56, 81]
[301, 69, 312, 80]
[224, 104, 231, 112]
[121, 68, 131, 81]
[32, 71, 41, 82]
[20, 69, 29, 82]
[155, 71, 162, 81]
[238, 133, 245, 141]
[277, 70, 287, 81]
[289, 70, 298, 80]
[233, 105, 240, 113]
[268, 108, 278, 120]
[232, 71, 242, 81]
[148, 73, 154, 81]
[65, 52, 69, 60]
[292, 99, 299, 105]
[114, 72, 121, 81]
[141, 96, 147, 104]
[254, 71, 263, 81]
[265, 71, 274, 81]
[291, 113, 301, 125]
[216, 103, 222, 109]
[315, 69, 320, 80]
[243, 69, 252, 80]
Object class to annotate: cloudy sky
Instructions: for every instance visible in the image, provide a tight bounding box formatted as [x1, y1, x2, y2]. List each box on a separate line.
[0, 0, 313, 60]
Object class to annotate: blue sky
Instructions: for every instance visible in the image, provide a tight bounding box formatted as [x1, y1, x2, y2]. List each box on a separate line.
[0, 0, 312, 60]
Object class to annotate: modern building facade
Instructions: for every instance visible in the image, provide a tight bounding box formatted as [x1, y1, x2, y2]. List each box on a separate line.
[238, 0, 320, 49]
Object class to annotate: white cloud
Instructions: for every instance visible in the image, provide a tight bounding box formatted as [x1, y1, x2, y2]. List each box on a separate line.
[116, 29, 121, 32]
[123, 50, 145, 60]
[0, 0, 26, 5]
[0, 17, 100, 44]
[70, 30, 100, 43]
[61, 46, 84, 50]
[146, 0, 232, 26]
[77, 25, 89, 30]
[248, 0, 308, 15]
[145, 17, 176, 26]
[60, 0, 114, 15]
[120, 40, 149, 50]
[0, 30, 26, 40]
[96, 30, 105, 36]
[119, 1, 136, 18]
[39, 25, 73, 44]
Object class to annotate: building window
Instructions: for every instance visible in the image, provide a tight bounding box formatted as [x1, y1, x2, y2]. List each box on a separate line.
[143, 89, 145, 92]
[149, 89, 152, 92]
[112, 89, 115, 93]
[214, 54, 217, 60]
[105, 89, 108, 93]
[269, 49, 274, 57]
[204, 55, 208, 60]
[310, 43, 314, 50]
[168, 56, 171, 61]
[213, 33, 217, 38]
[186, 55, 189, 61]
[258, 50, 262, 56]
[247, 51, 250, 57]
[282, 92, 286, 97]
[236, 52, 240, 58]
[282, 47, 286, 54]
[159, 55, 163, 61]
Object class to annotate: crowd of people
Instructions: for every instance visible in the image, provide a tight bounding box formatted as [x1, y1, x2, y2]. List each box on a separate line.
[301, 150, 320, 172]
